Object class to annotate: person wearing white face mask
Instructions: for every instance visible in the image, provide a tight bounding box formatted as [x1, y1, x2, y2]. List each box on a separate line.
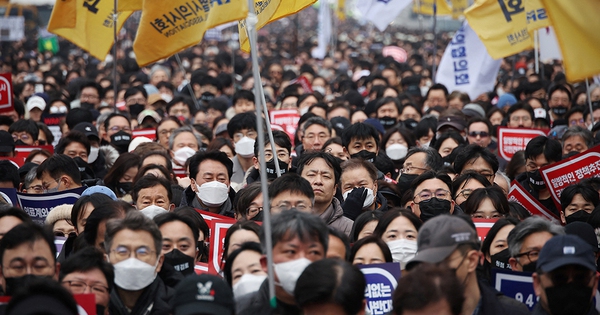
[181, 151, 236, 217]
[168, 126, 202, 167]
[236, 210, 329, 315]
[374, 209, 422, 270]
[223, 242, 267, 300]
[72, 122, 108, 178]
[339, 159, 388, 221]
[104, 211, 173, 314]
[227, 113, 258, 188]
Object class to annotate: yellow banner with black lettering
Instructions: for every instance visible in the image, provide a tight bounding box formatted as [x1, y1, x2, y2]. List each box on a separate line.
[450, 0, 468, 19]
[465, 0, 532, 59]
[525, 0, 549, 34]
[239, 0, 316, 53]
[413, 0, 453, 16]
[134, 0, 248, 67]
[48, 0, 132, 60]
[118, 0, 142, 11]
[540, 0, 600, 81]
[47, 0, 77, 29]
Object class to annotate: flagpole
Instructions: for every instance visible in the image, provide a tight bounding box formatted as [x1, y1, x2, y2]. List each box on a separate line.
[246, 0, 277, 307]
[534, 30, 539, 74]
[586, 78, 594, 119]
[418, 0, 423, 33]
[431, 0, 438, 81]
[113, 0, 118, 113]
[175, 53, 202, 111]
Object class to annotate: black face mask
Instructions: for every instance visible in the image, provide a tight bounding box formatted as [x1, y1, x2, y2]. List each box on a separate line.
[490, 248, 512, 270]
[116, 182, 133, 195]
[164, 249, 195, 276]
[551, 106, 568, 116]
[545, 282, 594, 315]
[401, 118, 418, 130]
[521, 261, 537, 272]
[80, 102, 95, 110]
[5, 274, 52, 296]
[527, 170, 546, 191]
[397, 173, 419, 192]
[129, 104, 145, 117]
[265, 158, 289, 180]
[200, 92, 215, 103]
[379, 116, 397, 129]
[419, 198, 452, 222]
[110, 130, 132, 154]
[250, 210, 263, 222]
[350, 150, 376, 163]
[14, 140, 26, 145]
[565, 210, 592, 224]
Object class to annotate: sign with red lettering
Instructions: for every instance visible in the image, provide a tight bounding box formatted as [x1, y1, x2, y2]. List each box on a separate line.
[0, 73, 12, 113]
[270, 109, 300, 146]
[14, 145, 54, 160]
[207, 218, 236, 275]
[132, 128, 156, 141]
[540, 146, 600, 211]
[473, 218, 498, 241]
[508, 181, 559, 223]
[497, 127, 547, 161]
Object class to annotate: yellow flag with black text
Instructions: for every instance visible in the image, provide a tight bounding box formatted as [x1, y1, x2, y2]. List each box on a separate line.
[47, 0, 77, 29]
[539, 0, 600, 81]
[134, 0, 248, 66]
[239, 0, 316, 53]
[525, 0, 549, 34]
[48, 0, 132, 60]
[413, 0, 453, 16]
[465, 0, 532, 59]
[118, 0, 142, 12]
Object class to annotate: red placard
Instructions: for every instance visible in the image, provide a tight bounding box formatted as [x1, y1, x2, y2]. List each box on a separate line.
[508, 181, 559, 223]
[207, 218, 236, 275]
[473, 218, 498, 241]
[540, 145, 600, 212]
[497, 127, 547, 161]
[132, 128, 156, 141]
[0, 73, 13, 113]
[269, 109, 300, 146]
[195, 262, 209, 275]
[289, 76, 313, 94]
[173, 167, 187, 178]
[15, 145, 54, 160]
[0, 157, 25, 168]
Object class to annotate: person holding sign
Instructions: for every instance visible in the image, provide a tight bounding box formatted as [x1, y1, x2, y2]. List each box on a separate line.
[532, 235, 599, 315]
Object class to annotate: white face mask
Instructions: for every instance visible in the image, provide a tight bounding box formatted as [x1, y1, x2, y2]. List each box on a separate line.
[173, 146, 197, 165]
[313, 86, 326, 96]
[196, 181, 229, 207]
[299, 106, 310, 116]
[420, 141, 430, 149]
[87, 146, 99, 164]
[160, 93, 173, 103]
[342, 188, 375, 209]
[112, 257, 158, 291]
[235, 136, 255, 158]
[50, 105, 67, 114]
[274, 258, 312, 295]
[233, 274, 267, 299]
[387, 239, 418, 269]
[386, 143, 408, 160]
[140, 204, 169, 219]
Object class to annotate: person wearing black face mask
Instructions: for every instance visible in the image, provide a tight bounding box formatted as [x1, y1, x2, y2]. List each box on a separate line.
[375, 97, 401, 130]
[244, 130, 293, 188]
[102, 113, 133, 154]
[409, 170, 456, 222]
[547, 85, 572, 125]
[507, 216, 565, 273]
[480, 218, 520, 283]
[532, 235, 599, 315]
[341, 122, 381, 163]
[559, 183, 599, 225]
[124, 86, 148, 118]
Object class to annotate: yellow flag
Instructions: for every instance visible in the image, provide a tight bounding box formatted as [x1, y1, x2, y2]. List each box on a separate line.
[134, 0, 248, 67]
[336, 0, 346, 21]
[47, 0, 77, 29]
[238, 0, 316, 53]
[525, 0, 549, 34]
[450, 0, 468, 19]
[118, 0, 142, 12]
[539, 0, 600, 81]
[413, 0, 453, 16]
[465, 0, 532, 59]
[48, 0, 132, 60]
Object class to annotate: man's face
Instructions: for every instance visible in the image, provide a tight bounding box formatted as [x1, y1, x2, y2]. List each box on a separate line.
[107, 229, 163, 273]
[0, 216, 22, 240]
[340, 166, 377, 196]
[104, 116, 132, 142]
[159, 221, 198, 261]
[346, 137, 378, 156]
[63, 142, 89, 163]
[1, 239, 57, 289]
[377, 103, 399, 119]
[234, 99, 255, 114]
[568, 112, 585, 128]
[426, 89, 447, 108]
[80, 87, 100, 107]
[270, 191, 313, 214]
[168, 103, 191, 120]
[510, 231, 553, 272]
[193, 159, 230, 187]
[410, 178, 454, 218]
[508, 109, 533, 128]
[563, 135, 588, 155]
[12, 131, 35, 145]
[281, 96, 298, 109]
[300, 158, 337, 206]
[136, 185, 172, 211]
[61, 268, 110, 309]
[157, 120, 180, 149]
[382, 69, 399, 87]
[526, 154, 552, 174]
[24, 177, 43, 194]
[403, 152, 429, 175]
[271, 234, 325, 277]
[125, 92, 147, 109]
[533, 265, 598, 313]
[561, 193, 595, 224]
[461, 157, 495, 183]
[548, 90, 570, 109]
[172, 131, 199, 151]
[40, 172, 66, 192]
[302, 124, 331, 152]
[467, 122, 491, 148]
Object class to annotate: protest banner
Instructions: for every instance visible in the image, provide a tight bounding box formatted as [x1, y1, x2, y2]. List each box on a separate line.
[73, 294, 97, 315]
[0, 73, 12, 114]
[497, 127, 547, 161]
[269, 109, 300, 145]
[207, 218, 236, 275]
[0, 188, 18, 206]
[15, 145, 54, 161]
[472, 218, 498, 241]
[195, 262, 209, 275]
[43, 114, 66, 146]
[132, 128, 157, 141]
[289, 76, 313, 94]
[540, 145, 600, 212]
[358, 262, 401, 315]
[0, 157, 24, 168]
[492, 269, 537, 310]
[173, 168, 187, 178]
[508, 181, 559, 222]
[17, 187, 86, 224]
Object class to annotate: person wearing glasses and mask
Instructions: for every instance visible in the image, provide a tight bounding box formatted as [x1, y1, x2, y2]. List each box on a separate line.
[409, 170, 457, 222]
[507, 216, 565, 272]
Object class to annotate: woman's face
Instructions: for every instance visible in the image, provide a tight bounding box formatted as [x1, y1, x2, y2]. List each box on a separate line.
[324, 143, 349, 161]
[352, 243, 386, 265]
[220, 145, 234, 160]
[120, 167, 138, 183]
[357, 221, 378, 241]
[454, 179, 486, 206]
[385, 132, 407, 148]
[488, 224, 515, 259]
[230, 250, 266, 287]
[438, 138, 459, 158]
[381, 216, 418, 243]
[76, 202, 95, 234]
[227, 229, 260, 258]
[471, 197, 503, 219]
[489, 111, 504, 126]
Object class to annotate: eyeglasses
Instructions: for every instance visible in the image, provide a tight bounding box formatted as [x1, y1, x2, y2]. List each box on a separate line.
[414, 189, 450, 201]
[108, 125, 132, 132]
[569, 119, 584, 126]
[80, 94, 99, 101]
[400, 165, 429, 175]
[246, 206, 263, 219]
[111, 245, 155, 261]
[12, 133, 31, 142]
[468, 131, 489, 138]
[303, 133, 329, 142]
[510, 116, 531, 123]
[272, 203, 310, 213]
[26, 185, 44, 193]
[62, 280, 109, 295]
[514, 249, 540, 262]
[456, 189, 473, 200]
[158, 128, 176, 136]
[233, 131, 257, 142]
[126, 98, 146, 105]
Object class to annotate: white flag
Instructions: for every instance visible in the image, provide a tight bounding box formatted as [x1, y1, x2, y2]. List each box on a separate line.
[436, 21, 501, 100]
[538, 27, 562, 62]
[356, 0, 412, 32]
[312, 0, 331, 59]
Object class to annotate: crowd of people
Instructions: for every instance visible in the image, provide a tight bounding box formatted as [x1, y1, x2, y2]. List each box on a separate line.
[0, 6, 599, 315]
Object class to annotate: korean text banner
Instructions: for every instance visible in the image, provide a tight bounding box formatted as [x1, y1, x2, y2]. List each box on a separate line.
[17, 187, 86, 225]
[464, 0, 532, 59]
[436, 21, 501, 100]
[539, 0, 600, 82]
[492, 269, 537, 310]
[507, 181, 558, 222]
[497, 127, 547, 161]
[134, 0, 248, 67]
[358, 263, 401, 315]
[540, 146, 600, 212]
[48, 0, 132, 60]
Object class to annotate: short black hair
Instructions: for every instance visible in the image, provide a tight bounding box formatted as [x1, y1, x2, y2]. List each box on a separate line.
[103, 113, 131, 132]
[340, 122, 380, 150]
[410, 170, 453, 196]
[560, 183, 599, 211]
[79, 80, 103, 98]
[524, 136, 562, 163]
[425, 83, 449, 98]
[296, 152, 342, 184]
[124, 85, 147, 100]
[132, 174, 173, 205]
[548, 84, 572, 101]
[253, 129, 292, 157]
[55, 130, 91, 155]
[349, 235, 393, 263]
[453, 144, 499, 175]
[9, 119, 39, 141]
[6, 277, 78, 315]
[232, 89, 255, 106]
[0, 222, 56, 265]
[0, 160, 19, 188]
[71, 193, 114, 231]
[59, 247, 115, 292]
[227, 112, 257, 138]
[0, 207, 31, 225]
[36, 154, 82, 185]
[188, 151, 233, 180]
[350, 210, 383, 243]
[267, 173, 314, 202]
[66, 108, 94, 130]
[154, 211, 200, 246]
[506, 102, 534, 122]
[173, 206, 210, 241]
[166, 96, 195, 115]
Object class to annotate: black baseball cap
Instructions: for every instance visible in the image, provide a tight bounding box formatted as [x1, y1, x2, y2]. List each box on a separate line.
[72, 122, 99, 141]
[172, 274, 234, 315]
[537, 234, 596, 273]
[0, 130, 14, 153]
[565, 222, 599, 253]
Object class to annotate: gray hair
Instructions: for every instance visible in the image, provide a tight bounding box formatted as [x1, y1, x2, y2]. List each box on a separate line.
[562, 126, 594, 149]
[23, 166, 38, 190]
[150, 65, 171, 80]
[259, 210, 329, 255]
[168, 126, 203, 150]
[302, 117, 332, 135]
[507, 216, 564, 259]
[406, 147, 443, 170]
[104, 211, 163, 259]
[96, 112, 112, 131]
